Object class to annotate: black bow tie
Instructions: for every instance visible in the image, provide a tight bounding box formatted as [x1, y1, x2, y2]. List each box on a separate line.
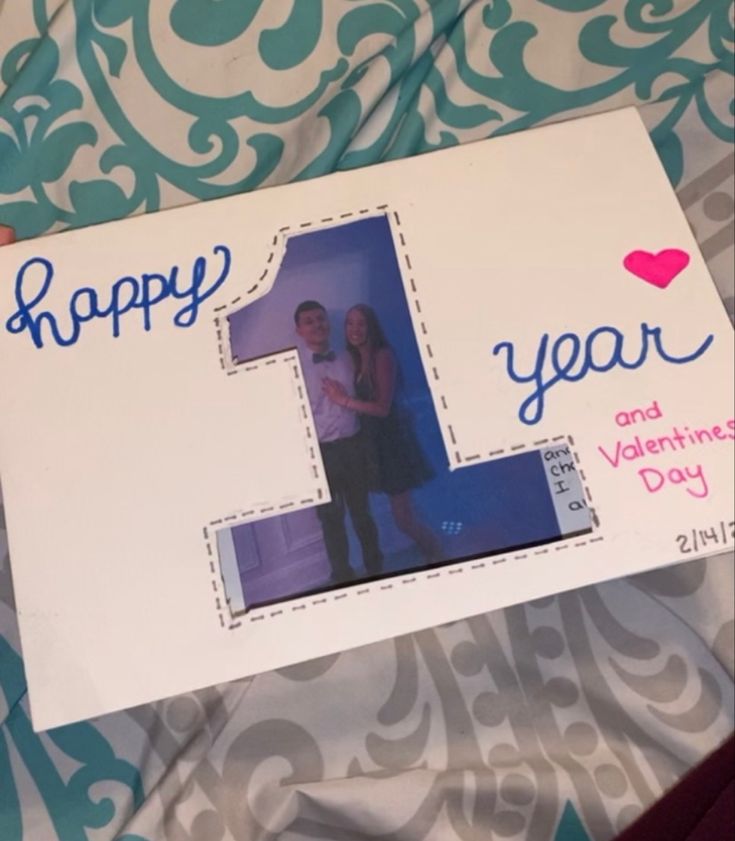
[313, 351, 336, 364]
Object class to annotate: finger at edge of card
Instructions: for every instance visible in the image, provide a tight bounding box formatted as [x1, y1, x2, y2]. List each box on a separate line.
[0, 225, 16, 245]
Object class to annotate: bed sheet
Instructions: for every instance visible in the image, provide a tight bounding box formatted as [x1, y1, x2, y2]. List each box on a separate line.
[0, 2, 733, 839]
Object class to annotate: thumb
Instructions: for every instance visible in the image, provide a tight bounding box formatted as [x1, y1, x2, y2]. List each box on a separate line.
[0, 225, 16, 246]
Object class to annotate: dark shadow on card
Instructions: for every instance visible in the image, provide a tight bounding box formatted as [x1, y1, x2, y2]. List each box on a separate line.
[224, 527, 595, 616]
[231, 344, 298, 366]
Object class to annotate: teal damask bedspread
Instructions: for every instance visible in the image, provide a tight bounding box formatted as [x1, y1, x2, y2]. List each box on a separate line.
[1, 2, 733, 840]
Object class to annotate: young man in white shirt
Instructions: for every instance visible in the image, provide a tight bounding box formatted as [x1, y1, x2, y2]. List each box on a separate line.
[294, 300, 383, 583]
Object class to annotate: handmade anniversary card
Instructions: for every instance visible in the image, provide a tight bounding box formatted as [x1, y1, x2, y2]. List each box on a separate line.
[0, 108, 733, 730]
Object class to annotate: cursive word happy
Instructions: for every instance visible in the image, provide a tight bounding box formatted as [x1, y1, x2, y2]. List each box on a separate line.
[5, 245, 231, 349]
[492, 323, 714, 425]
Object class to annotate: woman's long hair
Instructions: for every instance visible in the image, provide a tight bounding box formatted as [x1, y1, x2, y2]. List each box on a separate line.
[345, 304, 389, 388]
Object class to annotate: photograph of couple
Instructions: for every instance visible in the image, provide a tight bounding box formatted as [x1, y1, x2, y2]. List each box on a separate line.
[217, 216, 592, 613]
[293, 298, 440, 585]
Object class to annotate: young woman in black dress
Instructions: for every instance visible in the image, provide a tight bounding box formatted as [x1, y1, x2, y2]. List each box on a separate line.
[322, 304, 442, 562]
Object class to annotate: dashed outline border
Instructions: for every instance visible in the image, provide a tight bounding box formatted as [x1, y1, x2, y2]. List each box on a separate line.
[389, 209, 583, 466]
[202, 204, 393, 626]
[211, 203, 391, 372]
[212, 202, 569, 458]
[202, 351, 324, 629]
[216, 434, 602, 630]
[201, 205, 604, 630]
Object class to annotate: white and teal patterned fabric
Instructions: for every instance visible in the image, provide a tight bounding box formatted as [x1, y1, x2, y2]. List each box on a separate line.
[1, 2, 733, 839]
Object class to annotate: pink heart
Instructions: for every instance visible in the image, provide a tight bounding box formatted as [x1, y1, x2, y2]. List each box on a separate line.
[623, 248, 690, 289]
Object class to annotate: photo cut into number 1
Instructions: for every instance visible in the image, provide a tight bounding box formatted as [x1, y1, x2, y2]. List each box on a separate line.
[211, 215, 594, 616]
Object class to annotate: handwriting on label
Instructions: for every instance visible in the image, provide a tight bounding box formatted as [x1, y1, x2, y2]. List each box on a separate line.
[543, 445, 587, 511]
[4, 245, 231, 349]
[492, 324, 714, 426]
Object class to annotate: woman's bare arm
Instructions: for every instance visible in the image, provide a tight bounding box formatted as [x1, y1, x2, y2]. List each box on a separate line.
[342, 348, 396, 418]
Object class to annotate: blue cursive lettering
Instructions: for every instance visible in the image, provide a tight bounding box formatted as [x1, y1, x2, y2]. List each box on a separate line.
[493, 323, 714, 425]
[5, 245, 231, 349]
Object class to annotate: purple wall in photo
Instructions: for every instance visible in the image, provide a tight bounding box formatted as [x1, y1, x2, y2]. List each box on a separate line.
[232, 507, 332, 605]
